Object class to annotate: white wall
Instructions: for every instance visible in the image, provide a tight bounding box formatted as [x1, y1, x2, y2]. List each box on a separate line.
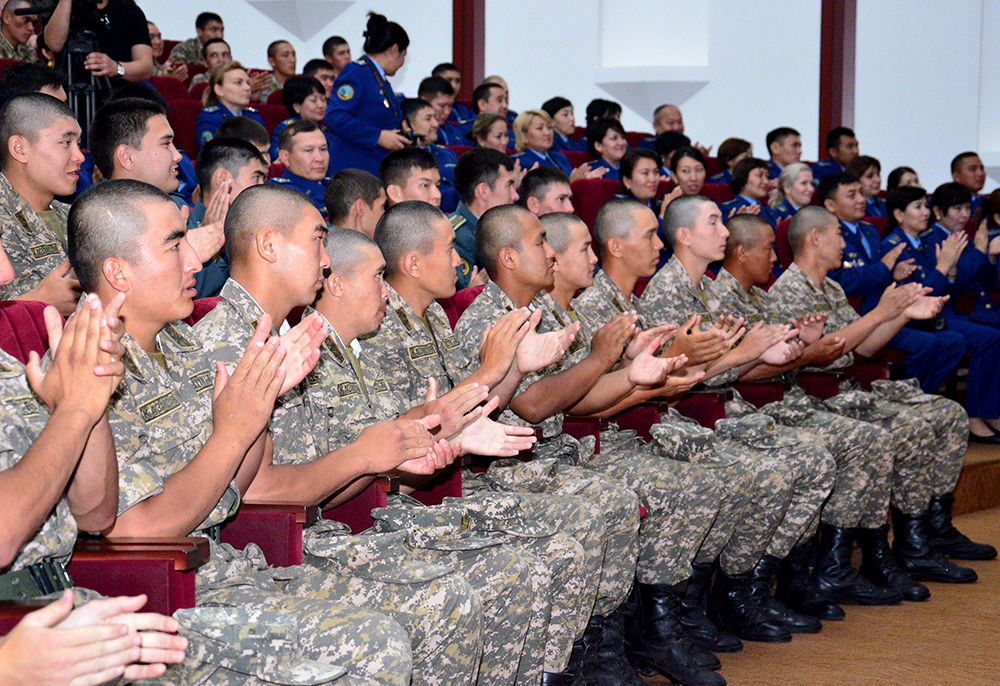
[144, 0, 452, 100]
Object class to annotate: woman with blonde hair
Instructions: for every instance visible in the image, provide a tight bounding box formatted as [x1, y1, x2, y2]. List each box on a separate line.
[195, 61, 265, 149]
[771, 162, 815, 221]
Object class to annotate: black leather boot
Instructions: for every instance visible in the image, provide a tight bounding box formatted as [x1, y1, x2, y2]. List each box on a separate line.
[927, 494, 998, 560]
[566, 635, 587, 686]
[583, 610, 645, 686]
[679, 562, 743, 653]
[775, 538, 845, 621]
[541, 672, 575, 686]
[707, 569, 791, 643]
[625, 582, 727, 686]
[857, 525, 930, 601]
[891, 507, 978, 583]
[814, 523, 902, 605]
[748, 555, 822, 633]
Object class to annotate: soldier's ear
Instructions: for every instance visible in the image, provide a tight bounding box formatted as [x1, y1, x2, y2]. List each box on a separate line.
[350, 197, 367, 222]
[327, 272, 345, 297]
[386, 184, 404, 204]
[497, 245, 516, 271]
[525, 196, 540, 215]
[114, 144, 134, 172]
[473, 181, 491, 205]
[7, 134, 27, 164]
[277, 148, 290, 167]
[675, 226, 692, 248]
[607, 237, 623, 259]
[102, 256, 129, 294]
[212, 167, 231, 190]
[402, 252, 420, 278]
[255, 226, 278, 263]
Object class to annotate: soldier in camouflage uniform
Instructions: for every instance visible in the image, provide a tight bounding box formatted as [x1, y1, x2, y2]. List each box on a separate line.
[68, 180, 430, 686]
[0, 95, 81, 313]
[767, 206, 988, 593]
[0, 1, 38, 63]
[167, 12, 224, 65]
[193, 187, 550, 686]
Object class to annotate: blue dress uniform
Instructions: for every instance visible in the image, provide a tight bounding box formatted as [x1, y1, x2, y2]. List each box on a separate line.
[829, 219, 965, 394]
[923, 223, 1000, 325]
[448, 101, 473, 124]
[551, 132, 587, 153]
[424, 144, 459, 213]
[268, 168, 330, 221]
[718, 195, 777, 228]
[772, 199, 800, 223]
[865, 196, 887, 218]
[637, 135, 655, 151]
[449, 202, 479, 290]
[708, 169, 732, 185]
[882, 226, 1000, 418]
[810, 158, 844, 184]
[768, 160, 783, 180]
[270, 116, 338, 172]
[588, 157, 619, 181]
[971, 194, 984, 216]
[325, 56, 403, 176]
[511, 148, 572, 176]
[195, 105, 266, 150]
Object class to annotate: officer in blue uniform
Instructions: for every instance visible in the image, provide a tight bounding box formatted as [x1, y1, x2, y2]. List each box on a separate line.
[269, 75, 337, 165]
[270, 116, 337, 170]
[819, 172, 966, 394]
[268, 119, 331, 220]
[449, 202, 479, 290]
[196, 104, 265, 150]
[719, 158, 777, 228]
[512, 148, 572, 176]
[399, 98, 459, 212]
[541, 97, 587, 153]
[325, 13, 410, 175]
[811, 126, 859, 184]
[766, 127, 802, 180]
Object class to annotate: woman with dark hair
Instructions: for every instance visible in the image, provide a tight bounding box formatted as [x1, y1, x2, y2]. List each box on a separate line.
[708, 137, 751, 184]
[585, 98, 622, 123]
[586, 118, 628, 180]
[270, 75, 332, 161]
[670, 146, 707, 196]
[883, 183, 1000, 441]
[719, 157, 776, 226]
[325, 12, 410, 175]
[770, 162, 814, 222]
[886, 165, 920, 191]
[848, 155, 886, 217]
[616, 147, 675, 266]
[542, 96, 587, 152]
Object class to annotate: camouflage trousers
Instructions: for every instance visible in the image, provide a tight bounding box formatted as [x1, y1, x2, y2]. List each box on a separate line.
[363, 507, 539, 686]
[177, 541, 420, 686]
[476, 435, 641, 616]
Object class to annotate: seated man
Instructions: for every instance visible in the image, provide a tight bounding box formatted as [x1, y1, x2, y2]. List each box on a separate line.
[323, 35, 352, 78]
[187, 37, 232, 88]
[269, 75, 334, 162]
[401, 97, 459, 211]
[450, 148, 518, 289]
[766, 127, 802, 180]
[811, 127, 859, 184]
[256, 39, 297, 103]
[433, 62, 471, 123]
[417, 76, 459, 146]
[638, 104, 684, 149]
[519, 167, 574, 217]
[216, 114, 272, 164]
[951, 151, 987, 214]
[325, 168, 386, 236]
[68, 178, 432, 686]
[767, 206, 988, 580]
[194, 184, 539, 686]
[303, 57, 337, 98]
[380, 147, 443, 207]
[0, 94, 81, 314]
[168, 11, 223, 64]
[269, 119, 330, 219]
[189, 137, 269, 296]
[148, 21, 186, 80]
[0, 0, 38, 62]
[450, 82, 511, 145]
[483, 75, 517, 124]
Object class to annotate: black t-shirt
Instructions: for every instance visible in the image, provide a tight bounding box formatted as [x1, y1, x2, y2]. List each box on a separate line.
[46, 0, 151, 64]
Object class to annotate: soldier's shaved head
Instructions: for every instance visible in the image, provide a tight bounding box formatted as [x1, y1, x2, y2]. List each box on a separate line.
[68, 180, 172, 292]
[594, 197, 646, 257]
[0, 93, 76, 168]
[224, 184, 316, 264]
[374, 200, 448, 278]
[788, 205, 837, 258]
[539, 212, 586, 254]
[477, 204, 533, 279]
[325, 226, 381, 277]
[663, 194, 712, 248]
[724, 213, 771, 260]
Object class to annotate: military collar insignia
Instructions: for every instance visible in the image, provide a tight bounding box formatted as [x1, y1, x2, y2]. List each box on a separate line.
[160, 322, 198, 352]
[396, 306, 413, 332]
[323, 335, 347, 366]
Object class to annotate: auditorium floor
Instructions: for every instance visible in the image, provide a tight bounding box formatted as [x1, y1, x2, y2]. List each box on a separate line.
[641, 506, 1000, 686]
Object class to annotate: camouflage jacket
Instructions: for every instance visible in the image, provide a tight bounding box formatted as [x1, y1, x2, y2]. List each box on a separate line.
[0, 34, 36, 62]
[0, 349, 77, 571]
[359, 283, 467, 414]
[707, 268, 782, 328]
[767, 263, 857, 370]
[572, 269, 644, 330]
[167, 37, 202, 65]
[110, 323, 240, 533]
[194, 278, 322, 466]
[254, 74, 282, 103]
[305, 307, 397, 454]
[0, 173, 69, 300]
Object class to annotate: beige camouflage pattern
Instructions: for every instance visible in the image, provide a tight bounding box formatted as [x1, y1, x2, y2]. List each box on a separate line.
[255, 74, 283, 103]
[0, 34, 37, 62]
[0, 173, 69, 300]
[168, 37, 203, 65]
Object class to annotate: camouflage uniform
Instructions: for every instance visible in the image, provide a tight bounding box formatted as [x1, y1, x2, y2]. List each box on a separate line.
[168, 37, 203, 65]
[109, 322, 424, 686]
[363, 284, 636, 616]
[302, 305, 588, 677]
[633, 257, 839, 559]
[190, 72, 209, 88]
[255, 74, 283, 103]
[194, 280, 532, 686]
[0, 34, 37, 62]
[0, 173, 69, 300]
[767, 263, 969, 516]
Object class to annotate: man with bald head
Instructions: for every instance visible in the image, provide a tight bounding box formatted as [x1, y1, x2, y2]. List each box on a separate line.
[0, 93, 83, 314]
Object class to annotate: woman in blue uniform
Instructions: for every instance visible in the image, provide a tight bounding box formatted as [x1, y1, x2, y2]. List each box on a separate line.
[670, 146, 707, 197]
[585, 118, 628, 181]
[718, 157, 777, 227]
[708, 137, 752, 185]
[770, 162, 815, 222]
[195, 62, 266, 149]
[848, 155, 887, 217]
[325, 12, 410, 175]
[542, 97, 587, 153]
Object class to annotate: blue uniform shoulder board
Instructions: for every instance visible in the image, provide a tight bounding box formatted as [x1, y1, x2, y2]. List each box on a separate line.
[918, 229, 934, 239]
[886, 234, 901, 245]
[271, 177, 292, 184]
[245, 107, 259, 114]
[204, 105, 219, 112]
[449, 214, 466, 230]
[281, 118, 295, 126]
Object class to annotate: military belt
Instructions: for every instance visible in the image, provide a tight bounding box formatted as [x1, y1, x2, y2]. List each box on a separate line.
[0, 559, 73, 600]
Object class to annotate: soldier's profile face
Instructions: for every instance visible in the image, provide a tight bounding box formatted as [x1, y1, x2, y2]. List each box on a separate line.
[24, 115, 84, 199]
[230, 159, 268, 196]
[397, 167, 441, 207]
[131, 115, 181, 194]
[345, 247, 389, 335]
[686, 202, 727, 262]
[623, 208, 663, 277]
[360, 190, 387, 238]
[516, 216, 555, 289]
[281, 207, 331, 306]
[816, 220, 844, 269]
[745, 226, 777, 285]
[421, 219, 461, 298]
[553, 221, 596, 291]
[129, 201, 202, 322]
[533, 183, 573, 216]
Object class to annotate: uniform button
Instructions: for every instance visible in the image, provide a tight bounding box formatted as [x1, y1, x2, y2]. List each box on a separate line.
[328, 408, 335, 418]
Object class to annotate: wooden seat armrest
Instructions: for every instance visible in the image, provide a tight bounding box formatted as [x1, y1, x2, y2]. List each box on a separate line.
[73, 536, 210, 572]
[238, 502, 319, 526]
[374, 475, 400, 494]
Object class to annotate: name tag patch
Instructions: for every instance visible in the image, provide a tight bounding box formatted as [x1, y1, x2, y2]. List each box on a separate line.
[138, 391, 181, 423]
[28, 242, 61, 260]
[408, 343, 436, 361]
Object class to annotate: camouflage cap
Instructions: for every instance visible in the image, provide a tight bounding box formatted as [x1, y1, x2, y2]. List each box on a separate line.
[870, 378, 937, 405]
[715, 413, 799, 449]
[649, 419, 715, 462]
[445, 492, 557, 538]
[370, 504, 503, 552]
[760, 393, 817, 424]
[174, 607, 347, 685]
[823, 390, 898, 421]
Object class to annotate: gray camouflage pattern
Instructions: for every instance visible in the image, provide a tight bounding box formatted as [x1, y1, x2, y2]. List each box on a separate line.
[0, 173, 69, 300]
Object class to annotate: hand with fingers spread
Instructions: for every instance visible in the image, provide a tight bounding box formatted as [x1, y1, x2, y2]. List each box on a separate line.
[790, 313, 828, 344]
[27, 294, 119, 421]
[801, 335, 847, 367]
[657, 369, 707, 399]
[275, 313, 325, 395]
[479, 308, 533, 379]
[591, 313, 637, 368]
[211, 315, 287, 447]
[515, 313, 577, 374]
[880, 241, 907, 270]
[874, 282, 919, 321]
[628, 340, 682, 386]
[454, 395, 536, 456]
[664, 314, 730, 366]
[0, 590, 187, 686]
[975, 219, 989, 253]
[625, 324, 676, 360]
[934, 231, 967, 277]
[422, 377, 489, 439]
[185, 179, 232, 264]
[18, 260, 82, 317]
[570, 163, 607, 182]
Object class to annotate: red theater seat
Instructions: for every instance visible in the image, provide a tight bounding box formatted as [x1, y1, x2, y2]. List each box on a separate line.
[699, 182, 735, 205]
[183, 64, 207, 87]
[258, 104, 289, 134]
[704, 157, 723, 178]
[0, 300, 52, 364]
[167, 99, 203, 160]
[446, 144, 473, 157]
[150, 76, 189, 102]
[268, 162, 285, 180]
[774, 217, 793, 269]
[188, 80, 209, 102]
[267, 89, 285, 106]
[626, 131, 651, 148]
[562, 150, 593, 169]
[571, 178, 621, 232]
[866, 216, 889, 238]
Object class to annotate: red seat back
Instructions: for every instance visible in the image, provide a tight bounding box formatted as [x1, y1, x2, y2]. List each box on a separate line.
[162, 39, 180, 58]
[323, 480, 388, 533]
[866, 216, 889, 238]
[0, 300, 53, 363]
[699, 182, 734, 205]
[704, 156, 723, 178]
[0, 58, 25, 79]
[571, 178, 621, 233]
[573, 126, 586, 141]
[446, 144, 473, 157]
[184, 297, 221, 327]
[257, 104, 288, 134]
[633, 276, 650, 298]
[167, 99, 203, 161]
[774, 217, 793, 269]
[188, 80, 210, 102]
[150, 76, 189, 102]
[561, 150, 593, 169]
[444, 286, 485, 325]
[183, 64, 207, 87]
[268, 162, 285, 180]
[625, 131, 651, 148]
[655, 179, 677, 200]
[267, 89, 285, 106]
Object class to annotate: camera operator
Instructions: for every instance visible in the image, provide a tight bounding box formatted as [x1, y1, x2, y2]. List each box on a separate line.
[41, 0, 153, 83]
